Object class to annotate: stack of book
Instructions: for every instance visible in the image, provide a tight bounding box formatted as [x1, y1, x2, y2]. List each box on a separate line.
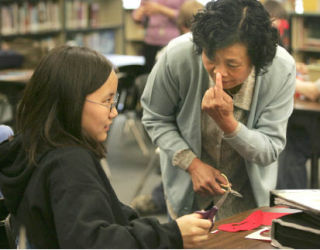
[1, 1, 61, 35]
[270, 189, 320, 248]
[65, 1, 102, 29]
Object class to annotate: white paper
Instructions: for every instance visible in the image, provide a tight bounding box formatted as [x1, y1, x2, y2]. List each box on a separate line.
[245, 227, 271, 242]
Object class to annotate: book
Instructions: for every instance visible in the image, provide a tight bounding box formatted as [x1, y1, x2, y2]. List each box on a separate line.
[270, 189, 320, 216]
[271, 211, 320, 248]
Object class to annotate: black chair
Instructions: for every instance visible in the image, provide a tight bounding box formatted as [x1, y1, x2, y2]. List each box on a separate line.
[0, 198, 15, 249]
[113, 64, 152, 157]
[116, 71, 139, 113]
[133, 73, 149, 117]
[4, 215, 15, 249]
[104, 54, 146, 113]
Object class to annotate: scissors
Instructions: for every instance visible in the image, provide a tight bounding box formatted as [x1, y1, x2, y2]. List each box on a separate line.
[196, 174, 242, 231]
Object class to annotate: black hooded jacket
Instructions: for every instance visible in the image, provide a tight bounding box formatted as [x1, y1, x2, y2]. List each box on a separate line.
[0, 136, 183, 248]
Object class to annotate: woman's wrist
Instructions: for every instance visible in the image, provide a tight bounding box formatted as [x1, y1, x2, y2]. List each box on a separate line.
[219, 117, 239, 135]
[224, 122, 241, 138]
[158, 4, 178, 19]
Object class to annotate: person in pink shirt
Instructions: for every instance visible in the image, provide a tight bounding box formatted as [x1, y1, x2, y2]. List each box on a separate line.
[132, 0, 186, 72]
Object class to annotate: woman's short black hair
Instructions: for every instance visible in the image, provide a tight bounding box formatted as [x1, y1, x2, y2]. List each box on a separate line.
[192, 0, 279, 74]
[17, 46, 113, 164]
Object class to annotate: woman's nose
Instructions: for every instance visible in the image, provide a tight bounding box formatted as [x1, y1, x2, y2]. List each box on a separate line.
[213, 65, 227, 77]
[110, 107, 118, 118]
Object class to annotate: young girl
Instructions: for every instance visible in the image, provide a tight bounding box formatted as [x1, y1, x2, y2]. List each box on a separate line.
[0, 46, 210, 248]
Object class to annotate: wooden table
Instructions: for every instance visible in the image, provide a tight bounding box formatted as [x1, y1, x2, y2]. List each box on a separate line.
[202, 207, 289, 249]
[294, 98, 320, 112]
[293, 99, 320, 188]
[0, 69, 32, 82]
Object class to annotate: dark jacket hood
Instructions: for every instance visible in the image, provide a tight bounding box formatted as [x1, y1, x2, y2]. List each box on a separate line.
[0, 136, 35, 214]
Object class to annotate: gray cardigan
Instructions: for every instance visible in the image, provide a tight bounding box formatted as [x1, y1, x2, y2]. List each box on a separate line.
[141, 33, 296, 217]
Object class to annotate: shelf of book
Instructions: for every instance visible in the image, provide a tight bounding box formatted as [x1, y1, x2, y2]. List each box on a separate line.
[66, 29, 116, 55]
[64, 0, 122, 30]
[0, 0, 61, 36]
[1, 30, 61, 39]
[291, 13, 320, 62]
[0, 0, 125, 59]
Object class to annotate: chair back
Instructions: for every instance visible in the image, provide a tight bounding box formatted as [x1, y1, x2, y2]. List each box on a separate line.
[4, 214, 16, 248]
[0, 198, 15, 248]
[116, 65, 145, 113]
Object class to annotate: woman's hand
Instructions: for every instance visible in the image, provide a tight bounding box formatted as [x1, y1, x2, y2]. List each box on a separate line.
[187, 158, 228, 196]
[143, 2, 177, 19]
[143, 2, 162, 15]
[132, 6, 146, 22]
[176, 213, 211, 249]
[295, 79, 320, 101]
[202, 72, 238, 134]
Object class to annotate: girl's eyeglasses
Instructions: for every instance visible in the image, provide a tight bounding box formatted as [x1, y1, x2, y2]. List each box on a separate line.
[86, 93, 119, 112]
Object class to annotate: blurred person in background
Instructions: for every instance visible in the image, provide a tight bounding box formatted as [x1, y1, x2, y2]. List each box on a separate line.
[277, 62, 320, 189]
[263, 0, 320, 189]
[295, 62, 320, 101]
[263, 0, 290, 51]
[132, 0, 186, 72]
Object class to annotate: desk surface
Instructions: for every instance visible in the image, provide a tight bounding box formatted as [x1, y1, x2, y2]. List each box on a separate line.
[294, 98, 320, 112]
[0, 69, 33, 83]
[104, 54, 145, 68]
[203, 207, 277, 249]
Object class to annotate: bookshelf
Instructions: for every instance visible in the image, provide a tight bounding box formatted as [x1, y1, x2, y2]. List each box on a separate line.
[64, 0, 124, 54]
[0, 0, 125, 68]
[291, 12, 320, 80]
[291, 13, 320, 63]
[123, 9, 144, 55]
[0, 0, 63, 68]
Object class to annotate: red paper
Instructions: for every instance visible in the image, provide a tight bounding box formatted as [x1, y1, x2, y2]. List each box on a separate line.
[218, 210, 290, 232]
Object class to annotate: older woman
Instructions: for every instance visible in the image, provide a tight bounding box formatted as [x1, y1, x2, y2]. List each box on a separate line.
[141, 0, 296, 220]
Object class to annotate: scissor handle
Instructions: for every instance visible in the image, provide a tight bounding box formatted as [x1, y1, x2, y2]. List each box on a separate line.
[196, 206, 218, 231]
[196, 206, 218, 220]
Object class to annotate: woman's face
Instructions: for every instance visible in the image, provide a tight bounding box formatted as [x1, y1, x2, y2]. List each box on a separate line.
[82, 70, 118, 142]
[201, 43, 252, 90]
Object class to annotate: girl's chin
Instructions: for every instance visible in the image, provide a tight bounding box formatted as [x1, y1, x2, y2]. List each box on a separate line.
[97, 133, 107, 142]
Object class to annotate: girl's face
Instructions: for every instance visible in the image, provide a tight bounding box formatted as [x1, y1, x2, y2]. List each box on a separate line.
[82, 70, 118, 142]
[201, 43, 252, 89]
